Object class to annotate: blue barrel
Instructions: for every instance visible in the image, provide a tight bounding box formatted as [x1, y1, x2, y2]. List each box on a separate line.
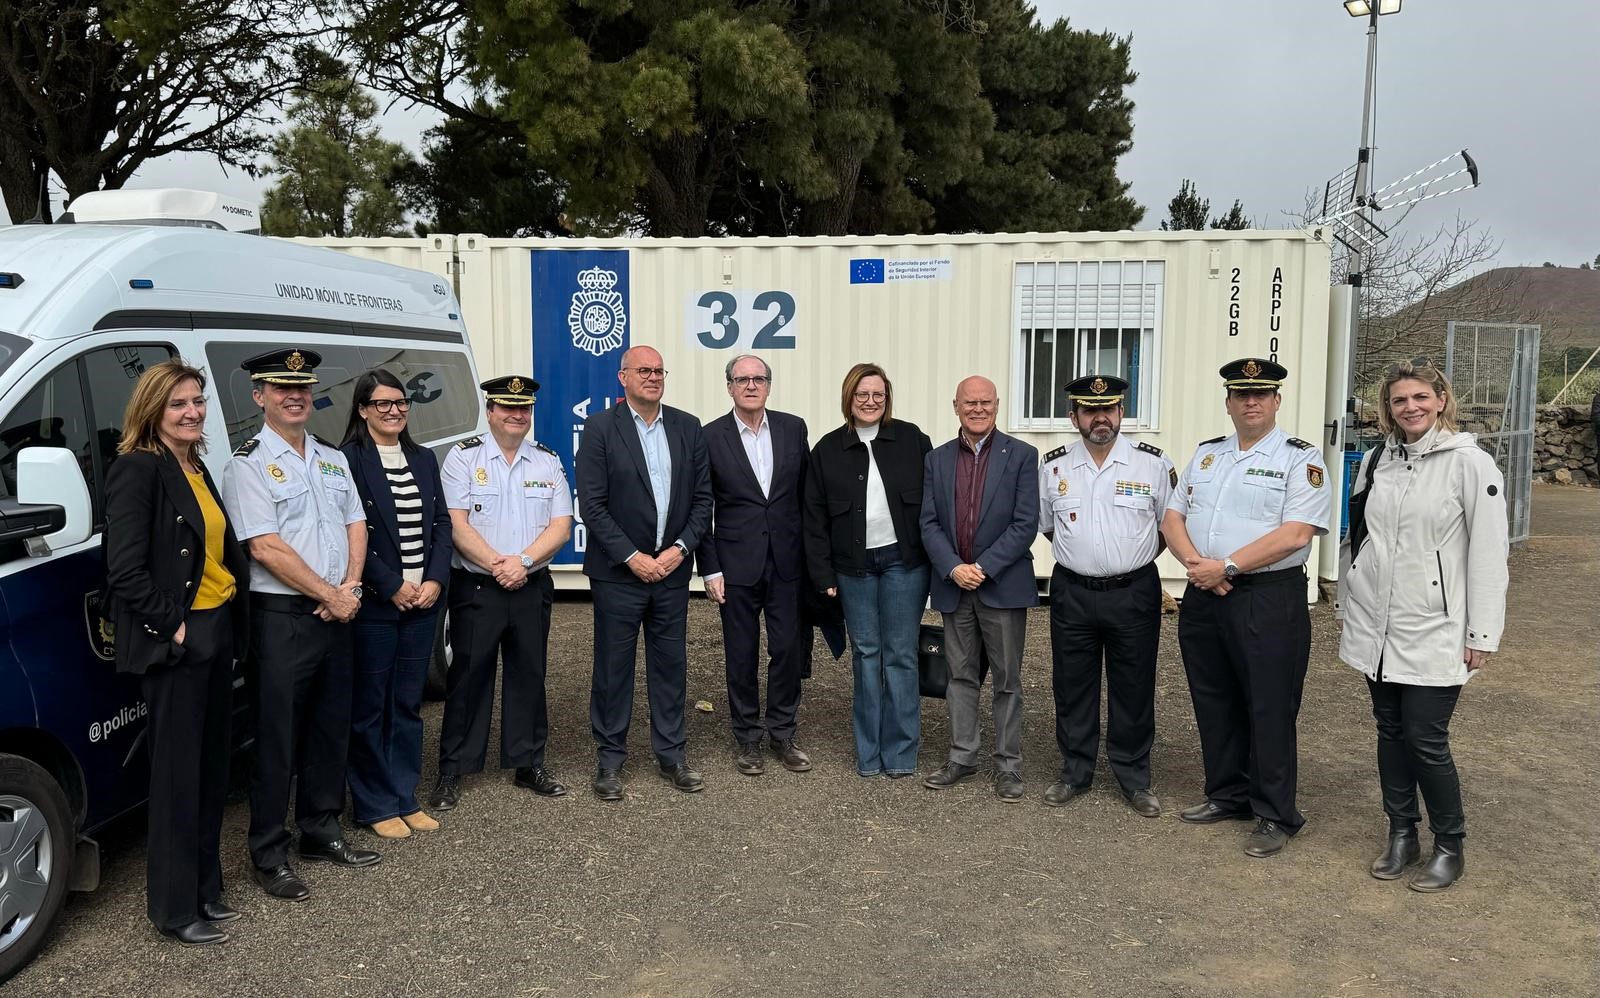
[1339, 449, 1364, 537]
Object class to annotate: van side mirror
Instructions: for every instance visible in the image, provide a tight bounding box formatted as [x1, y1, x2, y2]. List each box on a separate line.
[14, 447, 92, 553]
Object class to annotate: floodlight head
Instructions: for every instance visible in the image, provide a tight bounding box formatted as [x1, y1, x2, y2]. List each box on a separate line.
[1345, 0, 1401, 16]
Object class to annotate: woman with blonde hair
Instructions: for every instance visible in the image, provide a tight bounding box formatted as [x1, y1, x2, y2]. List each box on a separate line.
[105, 359, 249, 944]
[1336, 358, 1508, 893]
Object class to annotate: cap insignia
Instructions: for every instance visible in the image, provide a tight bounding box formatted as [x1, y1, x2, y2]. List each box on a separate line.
[1091, 377, 1107, 394]
[286, 351, 306, 372]
[1242, 359, 1261, 379]
[508, 377, 524, 394]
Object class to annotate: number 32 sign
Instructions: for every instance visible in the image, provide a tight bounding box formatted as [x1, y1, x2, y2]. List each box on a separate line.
[686, 290, 797, 351]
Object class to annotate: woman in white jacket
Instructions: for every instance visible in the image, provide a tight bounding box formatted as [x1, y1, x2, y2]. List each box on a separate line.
[1336, 359, 1508, 893]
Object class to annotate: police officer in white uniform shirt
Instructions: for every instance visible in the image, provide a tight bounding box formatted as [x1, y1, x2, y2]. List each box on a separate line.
[1161, 357, 1331, 858]
[430, 375, 574, 812]
[221, 348, 378, 904]
[1038, 374, 1173, 817]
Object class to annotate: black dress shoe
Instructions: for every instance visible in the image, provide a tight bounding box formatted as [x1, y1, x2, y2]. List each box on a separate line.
[593, 767, 624, 800]
[200, 900, 241, 923]
[1408, 837, 1464, 893]
[1042, 780, 1088, 807]
[994, 772, 1024, 803]
[772, 739, 812, 772]
[735, 742, 766, 776]
[299, 838, 382, 868]
[658, 762, 705, 792]
[922, 763, 978, 789]
[1370, 825, 1421, 880]
[1125, 789, 1163, 818]
[1243, 818, 1289, 858]
[514, 766, 569, 797]
[430, 774, 462, 811]
[251, 864, 310, 902]
[1179, 799, 1254, 824]
[159, 920, 229, 946]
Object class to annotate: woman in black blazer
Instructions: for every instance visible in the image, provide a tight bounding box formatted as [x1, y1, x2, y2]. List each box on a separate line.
[340, 369, 453, 838]
[803, 363, 932, 779]
[104, 359, 249, 946]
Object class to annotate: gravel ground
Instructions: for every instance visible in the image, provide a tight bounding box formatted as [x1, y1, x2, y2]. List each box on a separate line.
[11, 484, 1597, 998]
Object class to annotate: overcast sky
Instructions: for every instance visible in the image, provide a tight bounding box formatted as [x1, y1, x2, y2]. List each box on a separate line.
[12, 0, 1595, 269]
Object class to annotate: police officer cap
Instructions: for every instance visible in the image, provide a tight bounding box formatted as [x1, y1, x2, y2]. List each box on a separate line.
[482, 375, 538, 406]
[242, 348, 321, 385]
[1065, 373, 1128, 408]
[1220, 357, 1287, 391]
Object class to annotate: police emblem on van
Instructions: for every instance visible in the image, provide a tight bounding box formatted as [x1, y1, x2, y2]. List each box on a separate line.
[568, 267, 627, 357]
[84, 590, 115, 661]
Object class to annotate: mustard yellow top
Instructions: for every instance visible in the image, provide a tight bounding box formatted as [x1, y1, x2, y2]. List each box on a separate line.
[185, 469, 236, 610]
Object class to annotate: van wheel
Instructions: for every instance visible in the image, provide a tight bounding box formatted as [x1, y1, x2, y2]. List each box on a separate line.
[0, 755, 73, 983]
[424, 609, 451, 702]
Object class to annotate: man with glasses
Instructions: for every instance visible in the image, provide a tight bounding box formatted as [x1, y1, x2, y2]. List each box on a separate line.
[430, 376, 573, 810]
[1161, 358, 1330, 858]
[919, 376, 1039, 802]
[698, 354, 812, 776]
[577, 345, 713, 799]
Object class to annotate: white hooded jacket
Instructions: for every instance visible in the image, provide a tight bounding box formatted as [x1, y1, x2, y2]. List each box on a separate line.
[1335, 424, 1509, 686]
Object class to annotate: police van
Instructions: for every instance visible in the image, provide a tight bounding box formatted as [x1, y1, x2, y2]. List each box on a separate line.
[0, 190, 486, 979]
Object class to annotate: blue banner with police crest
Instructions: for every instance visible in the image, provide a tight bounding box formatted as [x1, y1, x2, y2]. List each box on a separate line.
[531, 249, 630, 564]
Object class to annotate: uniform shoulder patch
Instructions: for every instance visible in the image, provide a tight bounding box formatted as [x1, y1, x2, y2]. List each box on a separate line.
[534, 441, 558, 457]
[1200, 435, 1226, 446]
[456, 437, 484, 450]
[1042, 445, 1067, 463]
[232, 438, 259, 458]
[1287, 437, 1314, 450]
[1135, 441, 1163, 458]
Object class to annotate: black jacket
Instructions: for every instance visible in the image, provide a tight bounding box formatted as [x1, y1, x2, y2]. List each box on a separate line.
[103, 448, 249, 675]
[803, 418, 932, 590]
[342, 439, 454, 620]
[697, 409, 808, 586]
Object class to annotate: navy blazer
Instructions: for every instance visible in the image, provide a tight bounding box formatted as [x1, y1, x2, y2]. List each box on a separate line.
[697, 409, 808, 586]
[342, 439, 453, 619]
[919, 430, 1040, 613]
[576, 401, 713, 585]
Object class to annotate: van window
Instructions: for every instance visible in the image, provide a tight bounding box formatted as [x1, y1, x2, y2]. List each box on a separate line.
[206, 342, 479, 451]
[83, 345, 182, 513]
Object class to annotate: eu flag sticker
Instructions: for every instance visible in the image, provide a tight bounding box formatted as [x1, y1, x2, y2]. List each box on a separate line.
[850, 258, 885, 284]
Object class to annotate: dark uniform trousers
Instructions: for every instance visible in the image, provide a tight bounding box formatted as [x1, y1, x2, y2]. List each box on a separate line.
[590, 577, 690, 769]
[142, 607, 234, 930]
[1049, 563, 1161, 794]
[439, 567, 554, 774]
[247, 595, 354, 868]
[1178, 567, 1310, 833]
[720, 556, 803, 745]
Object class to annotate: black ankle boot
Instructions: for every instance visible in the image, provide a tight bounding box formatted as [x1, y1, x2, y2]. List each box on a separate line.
[1408, 835, 1464, 893]
[1370, 823, 1421, 880]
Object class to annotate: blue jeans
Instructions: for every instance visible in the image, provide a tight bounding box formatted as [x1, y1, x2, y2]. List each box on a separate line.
[835, 546, 929, 776]
[349, 610, 438, 824]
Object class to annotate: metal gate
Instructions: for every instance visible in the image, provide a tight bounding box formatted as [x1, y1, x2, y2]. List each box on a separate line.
[1444, 321, 1540, 544]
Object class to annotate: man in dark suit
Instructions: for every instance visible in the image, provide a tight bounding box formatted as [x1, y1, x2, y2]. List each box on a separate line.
[698, 354, 811, 777]
[576, 344, 714, 800]
[918, 375, 1040, 802]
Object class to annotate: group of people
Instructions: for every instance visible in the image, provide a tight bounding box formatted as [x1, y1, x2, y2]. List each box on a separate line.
[100, 344, 1507, 948]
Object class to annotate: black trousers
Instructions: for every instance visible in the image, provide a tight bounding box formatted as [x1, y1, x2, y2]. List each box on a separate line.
[720, 557, 803, 745]
[1178, 569, 1310, 833]
[1049, 564, 1161, 794]
[590, 577, 689, 769]
[246, 597, 353, 868]
[1367, 677, 1465, 838]
[438, 569, 554, 774]
[142, 607, 233, 930]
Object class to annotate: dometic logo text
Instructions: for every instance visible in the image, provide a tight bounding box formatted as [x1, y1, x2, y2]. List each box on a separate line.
[89, 701, 148, 743]
[221, 205, 255, 218]
[274, 283, 404, 311]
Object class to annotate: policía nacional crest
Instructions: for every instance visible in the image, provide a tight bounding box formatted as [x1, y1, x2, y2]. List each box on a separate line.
[568, 267, 627, 357]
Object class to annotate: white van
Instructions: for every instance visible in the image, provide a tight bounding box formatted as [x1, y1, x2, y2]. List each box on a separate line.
[0, 197, 485, 980]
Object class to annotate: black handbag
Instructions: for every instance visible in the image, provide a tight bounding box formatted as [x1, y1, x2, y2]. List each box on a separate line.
[1345, 446, 1382, 561]
[917, 623, 990, 699]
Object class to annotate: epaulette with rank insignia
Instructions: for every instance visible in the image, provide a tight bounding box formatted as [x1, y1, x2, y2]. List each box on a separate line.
[314, 434, 339, 449]
[1042, 445, 1067, 463]
[232, 438, 259, 457]
[1200, 435, 1226, 446]
[456, 437, 483, 450]
[1287, 437, 1314, 450]
[534, 441, 558, 457]
[1135, 441, 1163, 458]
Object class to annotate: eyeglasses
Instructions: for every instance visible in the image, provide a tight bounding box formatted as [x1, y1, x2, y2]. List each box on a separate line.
[730, 375, 770, 388]
[1384, 356, 1436, 378]
[958, 399, 996, 411]
[852, 391, 887, 404]
[363, 399, 412, 413]
[627, 367, 668, 379]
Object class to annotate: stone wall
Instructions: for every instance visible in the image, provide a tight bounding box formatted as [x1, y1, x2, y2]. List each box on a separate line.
[1353, 405, 1597, 486]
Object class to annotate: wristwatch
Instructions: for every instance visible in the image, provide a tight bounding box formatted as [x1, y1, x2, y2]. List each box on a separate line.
[349, 584, 364, 599]
[1223, 559, 1240, 580]
[519, 554, 534, 570]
